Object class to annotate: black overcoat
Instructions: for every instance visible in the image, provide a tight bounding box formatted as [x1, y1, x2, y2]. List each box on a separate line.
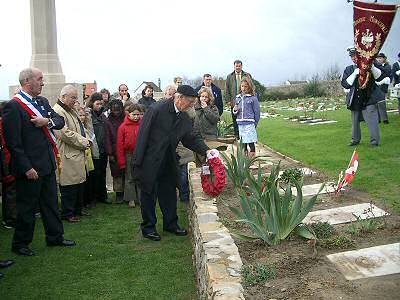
[341, 65, 385, 110]
[376, 62, 392, 94]
[392, 61, 400, 85]
[133, 99, 208, 193]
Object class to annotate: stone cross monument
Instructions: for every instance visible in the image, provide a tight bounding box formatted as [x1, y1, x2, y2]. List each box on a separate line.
[9, 0, 83, 104]
[30, 0, 65, 84]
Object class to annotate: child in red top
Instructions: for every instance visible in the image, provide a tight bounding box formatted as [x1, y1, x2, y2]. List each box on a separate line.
[117, 103, 144, 207]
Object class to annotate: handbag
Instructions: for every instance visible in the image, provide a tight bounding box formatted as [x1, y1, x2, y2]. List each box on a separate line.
[85, 148, 95, 172]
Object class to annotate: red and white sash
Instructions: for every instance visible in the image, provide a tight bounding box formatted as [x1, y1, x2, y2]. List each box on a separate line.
[12, 93, 62, 171]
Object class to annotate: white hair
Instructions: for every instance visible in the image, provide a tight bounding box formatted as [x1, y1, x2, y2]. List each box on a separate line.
[18, 68, 35, 86]
[60, 84, 77, 97]
[164, 85, 176, 96]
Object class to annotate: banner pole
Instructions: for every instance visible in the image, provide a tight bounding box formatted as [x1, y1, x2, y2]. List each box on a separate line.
[346, 148, 356, 170]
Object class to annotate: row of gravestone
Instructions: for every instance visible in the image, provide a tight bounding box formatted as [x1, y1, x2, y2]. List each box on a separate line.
[251, 143, 399, 282]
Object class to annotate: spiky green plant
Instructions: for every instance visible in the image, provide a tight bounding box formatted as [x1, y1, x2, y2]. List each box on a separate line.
[220, 142, 270, 189]
[226, 162, 323, 245]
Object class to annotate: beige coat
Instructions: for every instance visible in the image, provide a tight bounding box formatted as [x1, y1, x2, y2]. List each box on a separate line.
[53, 102, 90, 186]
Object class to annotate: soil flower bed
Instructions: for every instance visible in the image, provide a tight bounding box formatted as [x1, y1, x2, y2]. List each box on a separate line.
[217, 145, 400, 299]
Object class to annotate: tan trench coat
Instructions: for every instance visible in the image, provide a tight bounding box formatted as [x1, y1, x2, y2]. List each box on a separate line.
[53, 103, 90, 186]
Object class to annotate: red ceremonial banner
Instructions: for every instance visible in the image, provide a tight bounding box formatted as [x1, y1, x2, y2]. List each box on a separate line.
[353, 1, 397, 88]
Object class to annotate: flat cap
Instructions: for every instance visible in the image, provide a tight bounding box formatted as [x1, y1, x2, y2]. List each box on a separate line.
[177, 85, 198, 97]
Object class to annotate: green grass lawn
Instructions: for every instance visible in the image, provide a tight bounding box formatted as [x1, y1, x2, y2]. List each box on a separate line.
[257, 98, 400, 212]
[0, 199, 197, 299]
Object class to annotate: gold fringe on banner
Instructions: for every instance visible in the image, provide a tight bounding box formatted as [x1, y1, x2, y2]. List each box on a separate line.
[354, 5, 398, 13]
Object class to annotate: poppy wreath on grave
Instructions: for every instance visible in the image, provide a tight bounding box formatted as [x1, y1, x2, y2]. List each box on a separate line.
[201, 157, 226, 197]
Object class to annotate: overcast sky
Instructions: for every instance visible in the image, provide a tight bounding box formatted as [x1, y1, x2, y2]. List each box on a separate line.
[0, 0, 399, 99]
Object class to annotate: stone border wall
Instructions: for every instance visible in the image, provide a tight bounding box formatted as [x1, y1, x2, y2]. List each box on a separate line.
[188, 162, 244, 300]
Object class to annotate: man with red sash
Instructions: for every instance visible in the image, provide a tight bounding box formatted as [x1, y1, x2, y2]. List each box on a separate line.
[2, 67, 75, 256]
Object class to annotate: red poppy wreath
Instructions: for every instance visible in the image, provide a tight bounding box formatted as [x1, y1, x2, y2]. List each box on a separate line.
[201, 157, 226, 197]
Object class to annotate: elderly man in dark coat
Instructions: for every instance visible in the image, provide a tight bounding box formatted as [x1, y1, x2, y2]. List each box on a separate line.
[133, 85, 215, 241]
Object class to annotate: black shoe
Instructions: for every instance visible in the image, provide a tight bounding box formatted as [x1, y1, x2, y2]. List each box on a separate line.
[371, 144, 379, 147]
[2, 221, 14, 229]
[47, 239, 76, 247]
[61, 216, 80, 223]
[143, 232, 161, 241]
[348, 141, 359, 146]
[383, 120, 389, 124]
[164, 227, 188, 236]
[85, 203, 96, 209]
[0, 260, 15, 268]
[12, 247, 34, 256]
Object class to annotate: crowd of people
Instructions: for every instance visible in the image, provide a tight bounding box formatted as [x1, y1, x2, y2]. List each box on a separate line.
[1, 52, 398, 278]
[0, 60, 262, 278]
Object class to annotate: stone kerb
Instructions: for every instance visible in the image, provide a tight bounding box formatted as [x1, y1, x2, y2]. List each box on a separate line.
[188, 162, 244, 300]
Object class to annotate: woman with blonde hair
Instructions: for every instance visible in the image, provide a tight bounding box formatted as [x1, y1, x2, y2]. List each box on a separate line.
[193, 87, 220, 140]
[232, 77, 260, 157]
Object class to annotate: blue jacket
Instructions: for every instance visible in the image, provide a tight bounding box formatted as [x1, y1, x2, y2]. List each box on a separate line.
[195, 83, 223, 115]
[233, 94, 260, 126]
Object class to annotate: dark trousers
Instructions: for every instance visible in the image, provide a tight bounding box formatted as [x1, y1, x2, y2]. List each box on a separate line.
[12, 173, 64, 249]
[92, 154, 108, 203]
[2, 181, 17, 227]
[178, 164, 189, 202]
[84, 171, 95, 207]
[231, 107, 239, 138]
[377, 100, 389, 122]
[60, 183, 84, 218]
[351, 105, 380, 145]
[140, 170, 179, 235]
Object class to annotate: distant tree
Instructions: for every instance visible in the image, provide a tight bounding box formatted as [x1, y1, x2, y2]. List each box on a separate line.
[253, 79, 266, 101]
[303, 73, 326, 97]
[213, 75, 225, 80]
[323, 64, 341, 81]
